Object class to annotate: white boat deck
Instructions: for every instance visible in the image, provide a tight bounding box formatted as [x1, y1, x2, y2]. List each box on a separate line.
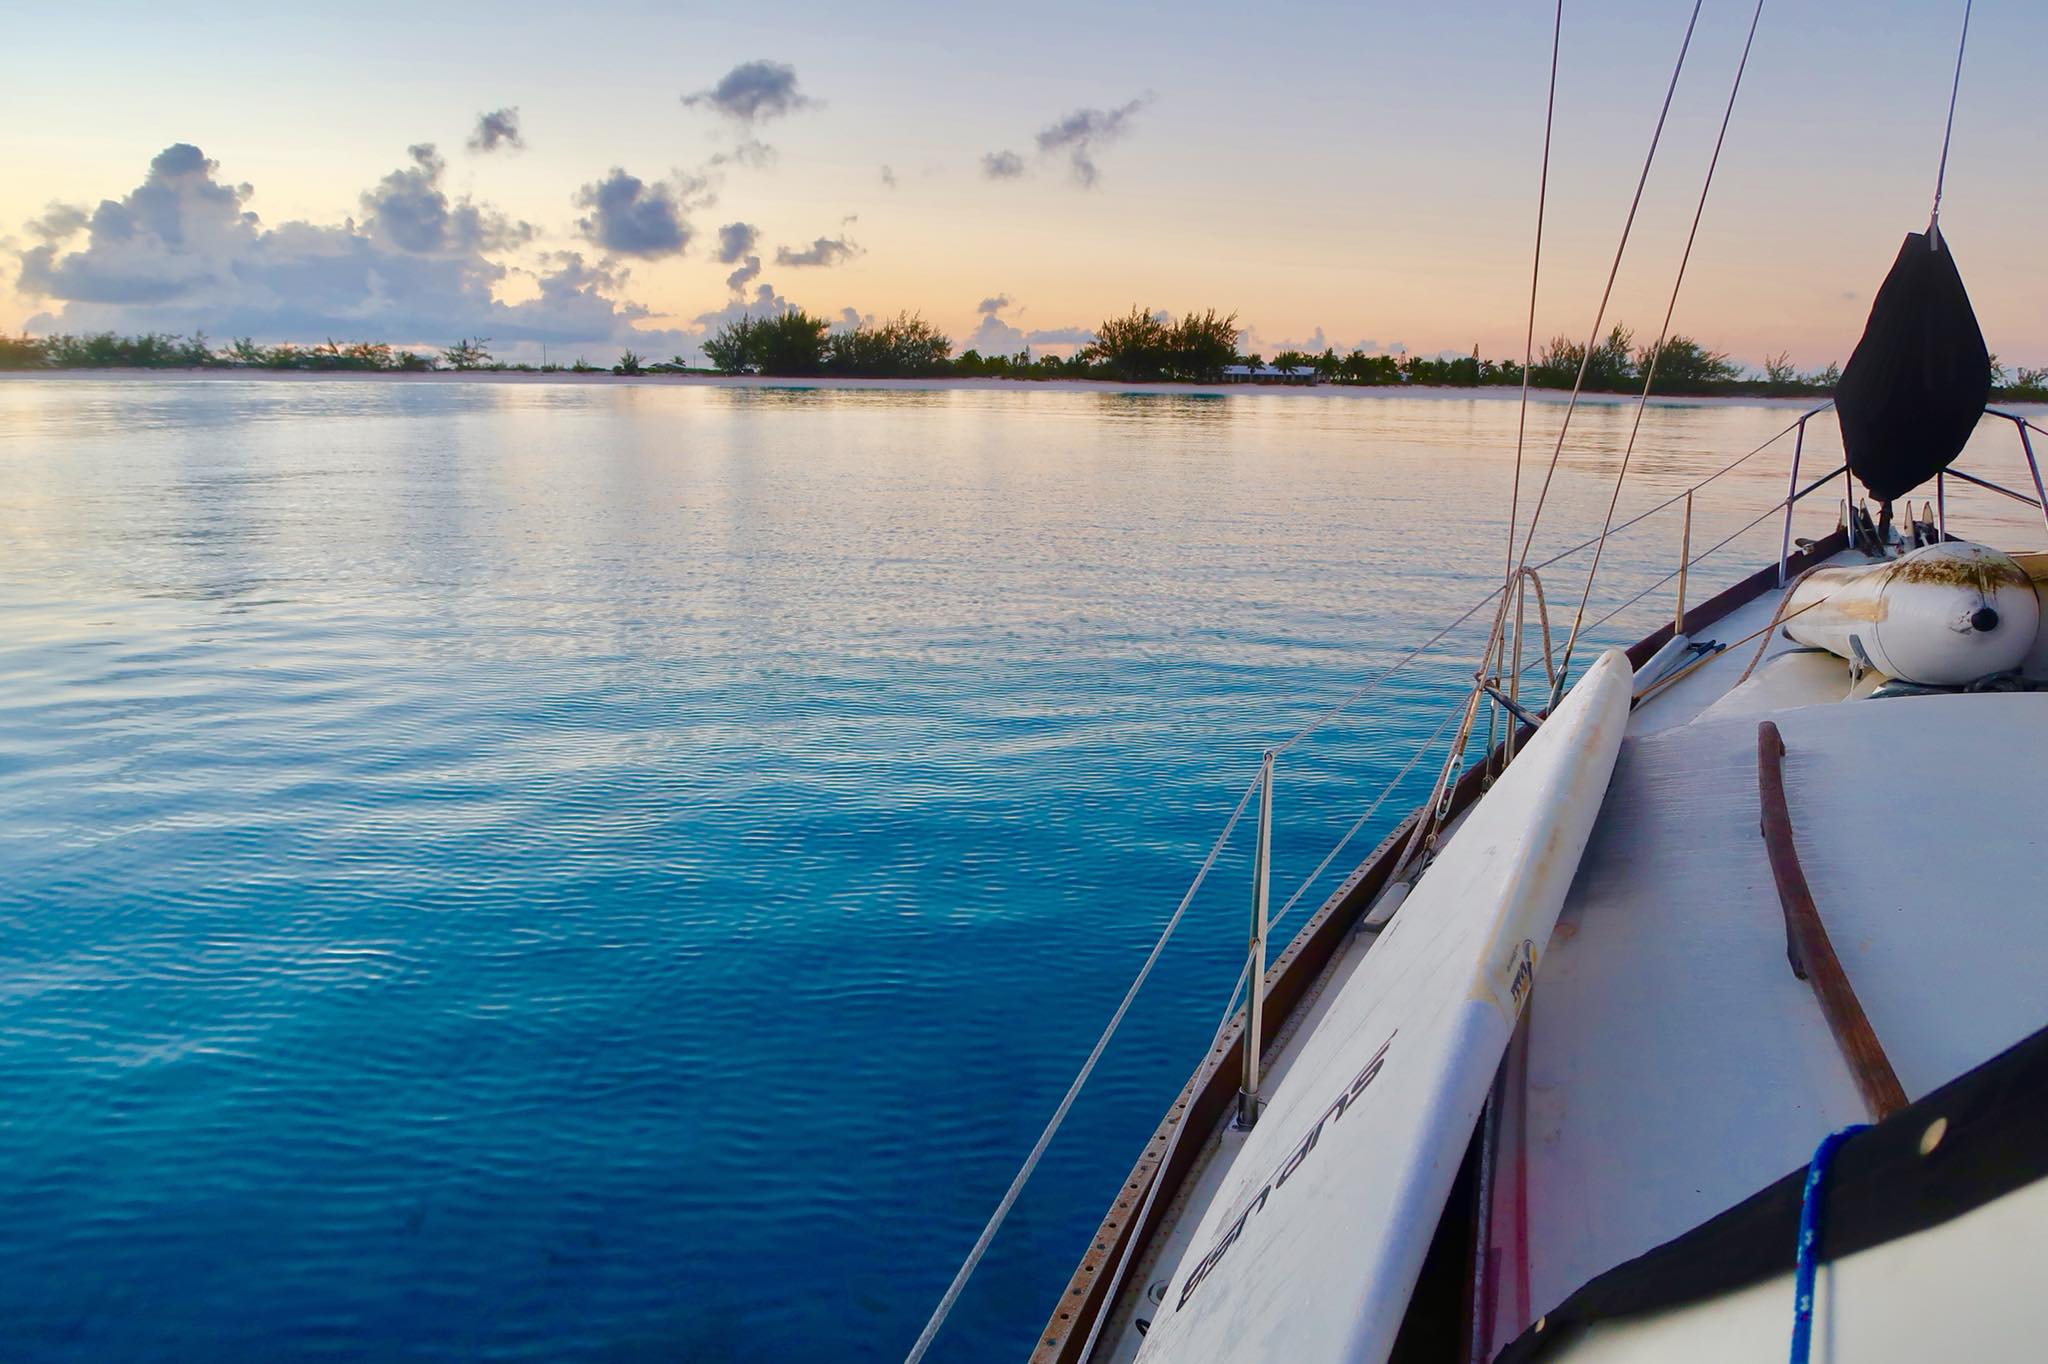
[1070, 542, 2048, 1364]
[1478, 558, 2048, 1354]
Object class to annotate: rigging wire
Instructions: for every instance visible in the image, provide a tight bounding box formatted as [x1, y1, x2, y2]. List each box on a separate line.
[1550, 0, 1768, 699]
[1928, 0, 1974, 241]
[901, 769, 1263, 1364]
[1390, 0, 1706, 875]
[1505, 0, 1566, 592]
[1505, 0, 1705, 585]
[1274, 408, 1812, 758]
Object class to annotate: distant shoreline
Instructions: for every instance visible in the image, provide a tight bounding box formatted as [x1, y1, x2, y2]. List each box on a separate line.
[0, 368, 1903, 408]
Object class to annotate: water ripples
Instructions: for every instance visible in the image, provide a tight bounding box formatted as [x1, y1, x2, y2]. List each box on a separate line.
[1, 378, 2040, 1361]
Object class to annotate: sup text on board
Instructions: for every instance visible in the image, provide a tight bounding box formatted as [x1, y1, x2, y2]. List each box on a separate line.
[1175, 1031, 1397, 1311]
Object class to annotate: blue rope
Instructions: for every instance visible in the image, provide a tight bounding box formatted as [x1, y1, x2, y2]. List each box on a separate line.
[1790, 1124, 1868, 1364]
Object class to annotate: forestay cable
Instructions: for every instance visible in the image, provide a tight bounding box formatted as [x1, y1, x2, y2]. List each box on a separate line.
[1927, 0, 1974, 240]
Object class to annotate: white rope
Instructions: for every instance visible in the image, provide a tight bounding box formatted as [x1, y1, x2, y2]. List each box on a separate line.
[1551, 0, 1767, 697]
[1388, 0, 1705, 874]
[901, 769, 1263, 1364]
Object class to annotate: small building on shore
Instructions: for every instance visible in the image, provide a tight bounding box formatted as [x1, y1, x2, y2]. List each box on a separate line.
[1221, 364, 1321, 385]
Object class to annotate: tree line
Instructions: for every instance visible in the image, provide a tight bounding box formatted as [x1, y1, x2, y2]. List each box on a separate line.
[7, 314, 2046, 400]
[0, 332, 633, 375]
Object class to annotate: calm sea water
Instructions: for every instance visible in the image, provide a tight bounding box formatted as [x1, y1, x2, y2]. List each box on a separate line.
[0, 377, 2034, 1361]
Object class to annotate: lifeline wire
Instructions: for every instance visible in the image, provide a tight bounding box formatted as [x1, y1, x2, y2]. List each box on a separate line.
[1274, 409, 1811, 759]
[1080, 695, 1469, 1357]
[1552, 0, 1768, 699]
[901, 769, 1263, 1364]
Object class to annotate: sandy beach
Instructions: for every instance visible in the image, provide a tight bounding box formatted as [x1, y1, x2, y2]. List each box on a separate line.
[0, 368, 1884, 409]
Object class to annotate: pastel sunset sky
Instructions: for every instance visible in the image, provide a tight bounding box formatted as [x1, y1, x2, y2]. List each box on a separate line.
[6, 0, 2043, 368]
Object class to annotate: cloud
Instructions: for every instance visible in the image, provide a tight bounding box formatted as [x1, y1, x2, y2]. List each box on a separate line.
[690, 281, 801, 333]
[26, 203, 90, 242]
[683, 60, 812, 123]
[981, 150, 1026, 180]
[774, 235, 858, 268]
[361, 144, 532, 255]
[468, 107, 524, 153]
[1241, 324, 1386, 357]
[13, 142, 672, 355]
[714, 221, 759, 265]
[879, 165, 898, 190]
[725, 255, 762, 292]
[962, 295, 1092, 354]
[1035, 96, 1150, 187]
[710, 138, 776, 169]
[965, 313, 1024, 353]
[573, 167, 702, 259]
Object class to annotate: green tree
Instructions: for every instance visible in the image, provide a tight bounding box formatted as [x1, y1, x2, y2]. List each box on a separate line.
[1084, 306, 1170, 381]
[443, 336, 493, 370]
[824, 312, 953, 376]
[703, 316, 757, 373]
[0, 334, 49, 369]
[1636, 335, 1739, 394]
[1163, 308, 1240, 381]
[753, 310, 831, 375]
[615, 349, 644, 375]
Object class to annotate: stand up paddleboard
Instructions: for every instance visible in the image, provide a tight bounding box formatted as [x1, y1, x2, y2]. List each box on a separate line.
[1137, 648, 1634, 1364]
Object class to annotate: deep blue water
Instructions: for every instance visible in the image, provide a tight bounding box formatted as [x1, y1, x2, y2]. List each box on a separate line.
[3, 377, 2001, 1361]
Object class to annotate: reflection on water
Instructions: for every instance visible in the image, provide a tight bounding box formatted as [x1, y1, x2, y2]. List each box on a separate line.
[0, 377, 2039, 1362]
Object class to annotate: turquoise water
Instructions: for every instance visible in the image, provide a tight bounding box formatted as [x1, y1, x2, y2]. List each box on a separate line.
[0, 377, 2014, 1361]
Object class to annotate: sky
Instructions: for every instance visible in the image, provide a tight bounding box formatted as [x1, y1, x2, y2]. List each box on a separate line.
[5, 0, 2045, 369]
